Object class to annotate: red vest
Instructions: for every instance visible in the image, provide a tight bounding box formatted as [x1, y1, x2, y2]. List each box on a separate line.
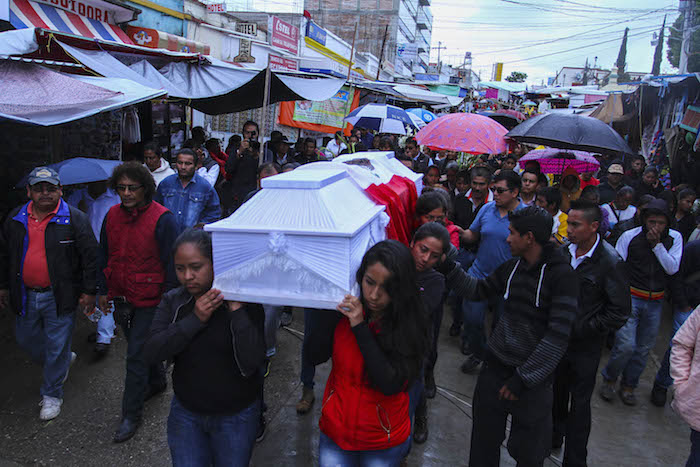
[319, 318, 410, 451]
[104, 202, 169, 307]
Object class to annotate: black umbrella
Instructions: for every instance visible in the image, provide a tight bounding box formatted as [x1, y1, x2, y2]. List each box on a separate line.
[506, 113, 633, 155]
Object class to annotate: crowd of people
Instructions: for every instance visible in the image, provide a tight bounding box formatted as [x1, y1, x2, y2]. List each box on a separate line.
[1, 119, 700, 467]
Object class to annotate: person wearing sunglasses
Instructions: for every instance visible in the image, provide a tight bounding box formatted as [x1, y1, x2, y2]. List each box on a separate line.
[96, 162, 179, 443]
[456, 169, 526, 375]
[0, 167, 98, 421]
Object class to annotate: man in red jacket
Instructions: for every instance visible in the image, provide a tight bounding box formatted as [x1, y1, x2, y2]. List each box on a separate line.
[97, 162, 178, 443]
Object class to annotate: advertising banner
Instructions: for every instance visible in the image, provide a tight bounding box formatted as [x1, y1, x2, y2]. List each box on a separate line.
[268, 15, 299, 55]
[278, 86, 360, 134]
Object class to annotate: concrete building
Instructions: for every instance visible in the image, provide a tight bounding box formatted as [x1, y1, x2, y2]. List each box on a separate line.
[553, 66, 649, 87]
[303, 0, 433, 79]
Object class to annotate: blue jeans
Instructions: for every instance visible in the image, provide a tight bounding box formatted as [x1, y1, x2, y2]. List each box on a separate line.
[319, 432, 410, 467]
[688, 429, 700, 467]
[601, 297, 663, 388]
[96, 307, 116, 345]
[168, 396, 261, 467]
[655, 306, 694, 389]
[15, 290, 75, 399]
[462, 297, 504, 362]
[263, 304, 283, 357]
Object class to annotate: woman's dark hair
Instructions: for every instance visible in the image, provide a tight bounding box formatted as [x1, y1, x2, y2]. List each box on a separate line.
[355, 240, 430, 387]
[537, 186, 562, 210]
[143, 141, 160, 156]
[426, 165, 440, 176]
[412, 222, 451, 254]
[508, 205, 553, 246]
[580, 184, 600, 201]
[416, 191, 448, 217]
[378, 136, 395, 151]
[173, 229, 213, 263]
[110, 161, 157, 202]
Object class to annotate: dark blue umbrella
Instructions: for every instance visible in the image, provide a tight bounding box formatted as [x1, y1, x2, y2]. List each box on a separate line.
[17, 157, 122, 187]
[344, 104, 418, 135]
[506, 113, 633, 155]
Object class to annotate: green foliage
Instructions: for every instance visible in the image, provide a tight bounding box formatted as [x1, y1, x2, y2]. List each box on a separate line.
[667, 12, 700, 72]
[505, 71, 528, 82]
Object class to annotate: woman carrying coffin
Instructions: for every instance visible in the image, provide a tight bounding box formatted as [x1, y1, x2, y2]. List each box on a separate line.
[306, 240, 430, 466]
[144, 229, 265, 466]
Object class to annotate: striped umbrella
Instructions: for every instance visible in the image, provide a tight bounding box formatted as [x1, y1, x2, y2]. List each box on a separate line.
[519, 148, 600, 174]
[344, 104, 419, 135]
[406, 108, 438, 124]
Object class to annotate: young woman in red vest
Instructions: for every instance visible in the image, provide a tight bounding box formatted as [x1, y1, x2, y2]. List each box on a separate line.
[307, 240, 430, 466]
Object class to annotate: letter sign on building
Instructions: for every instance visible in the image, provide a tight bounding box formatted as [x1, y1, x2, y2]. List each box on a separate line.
[268, 15, 299, 56]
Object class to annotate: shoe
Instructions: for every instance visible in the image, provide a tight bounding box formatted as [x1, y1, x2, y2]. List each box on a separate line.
[280, 309, 293, 327]
[113, 418, 140, 443]
[296, 386, 315, 415]
[460, 340, 471, 356]
[256, 414, 266, 443]
[413, 414, 428, 444]
[619, 386, 637, 406]
[94, 343, 109, 356]
[599, 380, 616, 402]
[449, 322, 461, 337]
[263, 358, 271, 378]
[650, 383, 667, 407]
[39, 396, 62, 421]
[424, 370, 436, 399]
[62, 352, 77, 383]
[144, 381, 167, 401]
[460, 355, 482, 374]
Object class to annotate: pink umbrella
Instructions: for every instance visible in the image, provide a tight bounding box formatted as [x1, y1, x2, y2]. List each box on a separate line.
[519, 148, 599, 174]
[414, 113, 509, 154]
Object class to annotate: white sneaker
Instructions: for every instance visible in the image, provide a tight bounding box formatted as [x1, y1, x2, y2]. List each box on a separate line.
[62, 352, 77, 384]
[39, 396, 62, 421]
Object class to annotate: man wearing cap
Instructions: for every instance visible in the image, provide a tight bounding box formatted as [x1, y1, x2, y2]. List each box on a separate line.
[599, 199, 683, 406]
[598, 163, 626, 205]
[0, 167, 98, 420]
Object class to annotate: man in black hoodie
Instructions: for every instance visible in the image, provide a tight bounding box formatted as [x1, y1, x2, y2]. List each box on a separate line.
[552, 200, 631, 466]
[438, 206, 578, 467]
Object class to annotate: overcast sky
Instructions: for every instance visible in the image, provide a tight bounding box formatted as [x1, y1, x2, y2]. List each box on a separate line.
[430, 0, 679, 85]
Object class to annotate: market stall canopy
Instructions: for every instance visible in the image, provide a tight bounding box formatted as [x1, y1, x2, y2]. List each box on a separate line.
[0, 60, 165, 125]
[392, 84, 464, 107]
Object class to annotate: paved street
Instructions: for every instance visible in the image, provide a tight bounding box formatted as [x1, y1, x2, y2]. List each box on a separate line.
[0, 305, 691, 467]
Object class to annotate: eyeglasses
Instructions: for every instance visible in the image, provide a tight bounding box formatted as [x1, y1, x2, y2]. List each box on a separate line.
[116, 184, 144, 193]
[424, 214, 446, 223]
[30, 184, 59, 193]
[490, 187, 512, 194]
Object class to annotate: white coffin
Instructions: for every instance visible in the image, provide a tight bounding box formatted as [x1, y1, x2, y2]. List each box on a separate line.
[333, 151, 423, 194]
[204, 168, 388, 309]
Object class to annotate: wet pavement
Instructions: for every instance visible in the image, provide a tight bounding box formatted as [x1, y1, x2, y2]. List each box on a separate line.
[0, 304, 691, 466]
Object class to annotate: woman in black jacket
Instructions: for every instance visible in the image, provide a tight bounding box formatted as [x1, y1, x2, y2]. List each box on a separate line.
[144, 229, 265, 467]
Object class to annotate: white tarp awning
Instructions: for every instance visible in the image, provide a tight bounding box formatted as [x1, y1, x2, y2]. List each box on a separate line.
[392, 84, 464, 107]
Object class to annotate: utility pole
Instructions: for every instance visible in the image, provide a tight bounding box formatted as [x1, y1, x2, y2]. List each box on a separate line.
[347, 22, 358, 82]
[376, 24, 389, 80]
[433, 41, 447, 74]
[680, 0, 694, 74]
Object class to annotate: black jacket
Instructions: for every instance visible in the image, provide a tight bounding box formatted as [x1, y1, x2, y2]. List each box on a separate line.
[0, 200, 98, 316]
[144, 286, 265, 378]
[225, 148, 258, 199]
[668, 240, 700, 310]
[561, 239, 631, 342]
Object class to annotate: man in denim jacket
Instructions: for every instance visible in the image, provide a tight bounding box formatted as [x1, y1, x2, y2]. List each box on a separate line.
[155, 148, 221, 234]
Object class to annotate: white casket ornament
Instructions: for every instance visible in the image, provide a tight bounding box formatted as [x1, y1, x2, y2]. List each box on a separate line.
[204, 168, 388, 309]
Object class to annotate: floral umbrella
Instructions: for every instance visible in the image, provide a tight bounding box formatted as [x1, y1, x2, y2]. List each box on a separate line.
[518, 148, 600, 174]
[414, 113, 508, 154]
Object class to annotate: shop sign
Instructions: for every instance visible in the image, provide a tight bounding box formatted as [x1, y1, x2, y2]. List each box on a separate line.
[305, 21, 326, 46]
[269, 54, 298, 72]
[415, 73, 439, 81]
[397, 43, 417, 60]
[234, 39, 255, 63]
[236, 22, 257, 36]
[34, 0, 116, 22]
[268, 15, 299, 55]
[207, 3, 225, 13]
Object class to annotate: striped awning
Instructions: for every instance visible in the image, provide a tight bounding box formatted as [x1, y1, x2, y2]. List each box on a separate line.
[10, 0, 133, 44]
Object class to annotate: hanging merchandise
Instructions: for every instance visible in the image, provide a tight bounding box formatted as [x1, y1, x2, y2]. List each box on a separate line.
[121, 107, 142, 144]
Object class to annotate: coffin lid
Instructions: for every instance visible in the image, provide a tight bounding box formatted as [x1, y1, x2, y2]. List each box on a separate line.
[205, 167, 385, 236]
[334, 151, 423, 192]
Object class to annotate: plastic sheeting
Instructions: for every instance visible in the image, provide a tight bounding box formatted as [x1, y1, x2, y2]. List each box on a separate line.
[204, 168, 387, 309]
[0, 61, 165, 125]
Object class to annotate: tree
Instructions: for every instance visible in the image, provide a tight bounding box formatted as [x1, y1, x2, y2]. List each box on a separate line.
[652, 16, 666, 76]
[668, 11, 700, 72]
[505, 71, 528, 82]
[616, 27, 629, 83]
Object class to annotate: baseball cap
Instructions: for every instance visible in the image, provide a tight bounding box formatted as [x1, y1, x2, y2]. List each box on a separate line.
[27, 167, 60, 186]
[607, 164, 624, 175]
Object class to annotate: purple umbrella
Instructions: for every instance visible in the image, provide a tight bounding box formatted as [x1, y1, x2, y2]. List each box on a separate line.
[519, 148, 599, 174]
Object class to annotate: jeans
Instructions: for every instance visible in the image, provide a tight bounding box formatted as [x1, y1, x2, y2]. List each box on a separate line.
[552, 338, 603, 467]
[96, 307, 116, 345]
[121, 307, 166, 421]
[15, 290, 75, 399]
[168, 396, 261, 467]
[262, 304, 283, 357]
[319, 432, 410, 467]
[655, 306, 694, 389]
[601, 297, 663, 388]
[688, 429, 700, 467]
[470, 361, 552, 467]
[462, 297, 504, 362]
